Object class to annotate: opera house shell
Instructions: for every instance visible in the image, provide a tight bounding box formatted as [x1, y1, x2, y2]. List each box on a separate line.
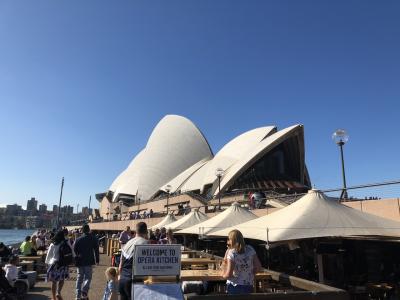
[104, 115, 311, 205]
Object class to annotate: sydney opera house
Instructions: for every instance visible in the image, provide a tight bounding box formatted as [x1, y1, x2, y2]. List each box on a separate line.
[96, 115, 311, 218]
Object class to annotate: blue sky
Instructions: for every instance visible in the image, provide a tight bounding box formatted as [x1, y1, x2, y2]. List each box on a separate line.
[0, 1, 399, 211]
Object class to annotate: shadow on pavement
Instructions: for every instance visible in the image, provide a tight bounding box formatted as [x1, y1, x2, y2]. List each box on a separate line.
[26, 286, 51, 299]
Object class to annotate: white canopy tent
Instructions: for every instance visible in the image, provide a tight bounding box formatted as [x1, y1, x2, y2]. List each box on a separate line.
[176, 202, 258, 236]
[210, 190, 400, 243]
[166, 209, 208, 231]
[150, 213, 177, 230]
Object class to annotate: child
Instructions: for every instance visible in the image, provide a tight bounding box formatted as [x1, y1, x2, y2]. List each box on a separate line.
[103, 267, 118, 300]
[3, 255, 19, 284]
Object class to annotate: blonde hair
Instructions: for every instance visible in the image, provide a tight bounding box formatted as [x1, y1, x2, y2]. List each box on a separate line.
[105, 267, 118, 280]
[228, 229, 246, 254]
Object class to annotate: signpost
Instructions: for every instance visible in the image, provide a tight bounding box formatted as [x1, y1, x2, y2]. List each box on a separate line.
[132, 244, 183, 300]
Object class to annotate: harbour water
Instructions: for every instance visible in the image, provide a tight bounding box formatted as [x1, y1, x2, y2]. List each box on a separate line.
[0, 229, 35, 246]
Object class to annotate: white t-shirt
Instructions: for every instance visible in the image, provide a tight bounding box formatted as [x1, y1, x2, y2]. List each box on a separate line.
[226, 245, 256, 286]
[45, 243, 60, 265]
[3, 264, 18, 282]
[36, 238, 44, 248]
[121, 236, 148, 259]
[45, 240, 74, 265]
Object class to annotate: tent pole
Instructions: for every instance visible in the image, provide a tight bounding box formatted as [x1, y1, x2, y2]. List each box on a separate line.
[317, 254, 325, 283]
[266, 228, 270, 269]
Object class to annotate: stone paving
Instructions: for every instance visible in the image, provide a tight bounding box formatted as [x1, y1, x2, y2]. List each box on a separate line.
[26, 254, 109, 300]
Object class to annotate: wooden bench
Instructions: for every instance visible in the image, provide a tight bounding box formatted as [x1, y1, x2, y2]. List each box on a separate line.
[19, 261, 34, 271]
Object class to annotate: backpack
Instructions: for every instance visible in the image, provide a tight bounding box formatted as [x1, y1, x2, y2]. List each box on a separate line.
[57, 240, 73, 266]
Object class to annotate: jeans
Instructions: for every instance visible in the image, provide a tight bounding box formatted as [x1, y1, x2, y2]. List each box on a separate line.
[226, 284, 253, 294]
[76, 266, 92, 298]
[118, 278, 132, 300]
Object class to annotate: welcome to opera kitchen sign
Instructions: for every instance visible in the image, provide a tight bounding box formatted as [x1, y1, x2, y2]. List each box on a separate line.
[134, 244, 181, 276]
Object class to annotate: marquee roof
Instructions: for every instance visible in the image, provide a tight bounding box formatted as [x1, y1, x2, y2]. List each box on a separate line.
[150, 213, 177, 230]
[176, 202, 258, 235]
[210, 190, 400, 242]
[166, 209, 208, 231]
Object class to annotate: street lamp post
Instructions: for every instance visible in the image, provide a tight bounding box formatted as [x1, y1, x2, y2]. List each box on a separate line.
[215, 168, 224, 210]
[332, 129, 349, 200]
[119, 200, 123, 220]
[165, 185, 172, 214]
[57, 177, 64, 229]
[88, 195, 92, 217]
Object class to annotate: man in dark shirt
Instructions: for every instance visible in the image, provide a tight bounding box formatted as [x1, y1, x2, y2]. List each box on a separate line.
[73, 224, 99, 300]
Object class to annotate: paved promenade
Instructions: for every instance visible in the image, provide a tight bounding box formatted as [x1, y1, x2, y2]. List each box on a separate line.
[27, 254, 109, 300]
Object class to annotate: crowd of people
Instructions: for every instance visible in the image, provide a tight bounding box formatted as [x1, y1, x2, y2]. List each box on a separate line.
[114, 222, 261, 299]
[1, 220, 262, 299]
[176, 203, 191, 215]
[111, 202, 195, 222]
[44, 225, 100, 300]
[0, 226, 100, 300]
[128, 209, 154, 220]
[117, 225, 177, 246]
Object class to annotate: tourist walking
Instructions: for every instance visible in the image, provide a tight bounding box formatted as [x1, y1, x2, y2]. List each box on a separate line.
[45, 230, 71, 300]
[118, 222, 149, 300]
[119, 226, 132, 246]
[74, 224, 99, 300]
[221, 229, 262, 294]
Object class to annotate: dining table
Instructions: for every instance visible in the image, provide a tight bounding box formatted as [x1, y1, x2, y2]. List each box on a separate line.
[180, 257, 222, 268]
[180, 269, 272, 292]
[18, 255, 43, 263]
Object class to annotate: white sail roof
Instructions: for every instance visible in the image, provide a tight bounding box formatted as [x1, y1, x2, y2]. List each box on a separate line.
[110, 149, 145, 192]
[201, 127, 276, 188]
[166, 209, 208, 231]
[179, 161, 210, 193]
[150, 213, 177, 230]
[111, 149, 146, 200]
[176, 202, 258, 235]
[107, 115, 310, 203]
[162, 158, 210, 193]
[210, 190, 400, 242]
[214, 124, 302, 196]
[138, 115, 213, 200]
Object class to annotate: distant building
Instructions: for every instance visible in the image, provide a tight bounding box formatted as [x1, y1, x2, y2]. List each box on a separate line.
[60, 205, 73, 216]
[82, 206, 89, 216]
[26, 216, 40, 229]
[39, 204, 47, 213]
[6, 204, 22, 216]
[53, 205, 58, 213]
[27, 197, 38, 215]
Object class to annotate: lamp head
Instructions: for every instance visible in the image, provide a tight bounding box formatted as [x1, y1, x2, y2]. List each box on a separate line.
[215, 167, 224, 178]
[332, 129, 349, 145]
